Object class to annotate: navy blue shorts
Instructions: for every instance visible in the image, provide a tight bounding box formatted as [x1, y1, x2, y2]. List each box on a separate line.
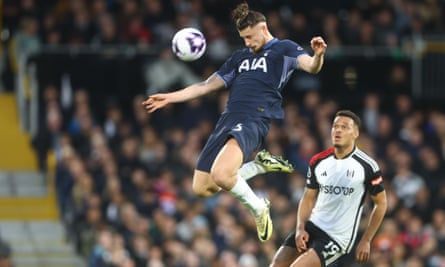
[196, 112, 270, 172]
[282, 221, 344, 267]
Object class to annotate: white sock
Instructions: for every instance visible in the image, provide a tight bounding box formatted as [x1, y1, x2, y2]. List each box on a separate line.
[238, 161, 266, 181]
[229, 176, 264, 216]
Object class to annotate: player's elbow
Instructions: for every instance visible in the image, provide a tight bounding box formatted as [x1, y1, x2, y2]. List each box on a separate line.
[301, 68, 319, 75]
[374, 192, 388, 214]
[309, 68, 321, 74]
[301, 63, 322, 74]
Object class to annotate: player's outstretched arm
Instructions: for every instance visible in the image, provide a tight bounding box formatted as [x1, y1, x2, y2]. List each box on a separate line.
[355, 190, 387, 263]
[297, 36, 327, 74]
[142, 72, 225, 113]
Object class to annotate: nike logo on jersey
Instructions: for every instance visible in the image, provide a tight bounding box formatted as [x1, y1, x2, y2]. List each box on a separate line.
[238, 57, 268, 73]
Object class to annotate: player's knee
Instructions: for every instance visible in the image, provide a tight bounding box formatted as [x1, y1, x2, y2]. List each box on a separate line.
[270, 258, 298, 267]
[269, 248, 299, 267]
[211, 168, 236, 189]
[192, 183, 211, 197]
[211, 172, 224, 188]
[192, 180, 219, 197]
[192, 170, 219, 197]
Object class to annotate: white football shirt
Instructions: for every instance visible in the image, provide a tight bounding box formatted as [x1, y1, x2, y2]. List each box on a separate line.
[306, 146, 384, 253]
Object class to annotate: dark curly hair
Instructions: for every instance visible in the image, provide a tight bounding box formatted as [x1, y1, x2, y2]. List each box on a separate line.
[231, 2, 266, 31]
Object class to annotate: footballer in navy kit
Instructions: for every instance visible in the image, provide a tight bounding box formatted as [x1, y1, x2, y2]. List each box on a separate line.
[217, 38, 308, 119]
[142, 2, 327, 242]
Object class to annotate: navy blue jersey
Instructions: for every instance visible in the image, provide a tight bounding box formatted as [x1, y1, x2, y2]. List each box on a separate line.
[216, 38, 308, 119]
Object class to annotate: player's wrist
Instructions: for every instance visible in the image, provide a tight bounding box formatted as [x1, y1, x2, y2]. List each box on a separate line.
[296, 224, 305, 231]
[360, 236, 372, 243]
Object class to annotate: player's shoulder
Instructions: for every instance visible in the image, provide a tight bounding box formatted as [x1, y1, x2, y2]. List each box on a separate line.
[272, 39, 306, 56]
[352, 147, 380, 171]
[227, 47, 249, 60]
[276, 39, 303, 49]
[278, 39, 298, 45]
[309, 147, 335, 167]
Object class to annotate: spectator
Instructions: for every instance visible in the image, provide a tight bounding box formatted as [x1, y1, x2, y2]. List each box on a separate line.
[0, 237, 12, 267]
[144, 47, 200, 95]
[8, 16, 40, 74]
[362, 92, 380, 138]
[391, 149, 426, 208]
[32, 100, 64, 172]
[399, 214, 437, 258]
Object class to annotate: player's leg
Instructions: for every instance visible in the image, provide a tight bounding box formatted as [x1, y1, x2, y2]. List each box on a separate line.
[289, 249, 321, 267]
[269, 245, 300, 267]
[212, 138, 272, 242]
[238, 149, 294, 181]
[211, 138, 257, 193]
[291, 222, 343, 267]
[193, 115, 229, 197]
[192, 170, 220, 197]
[192, 148, 293, 196]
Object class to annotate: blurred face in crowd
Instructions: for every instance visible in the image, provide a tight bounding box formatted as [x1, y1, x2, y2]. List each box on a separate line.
[238, 22, 268, 53]
[331, 115, 359, 150]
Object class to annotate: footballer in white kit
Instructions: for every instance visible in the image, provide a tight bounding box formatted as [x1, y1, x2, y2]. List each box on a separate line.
[307, 146, 384, 256]
[270, 110, 387, 267]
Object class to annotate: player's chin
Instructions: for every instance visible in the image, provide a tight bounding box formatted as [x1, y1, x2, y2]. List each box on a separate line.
[251, 46, 260, 53]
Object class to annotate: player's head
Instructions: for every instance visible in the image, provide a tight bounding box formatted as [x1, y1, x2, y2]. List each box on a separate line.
[231, 2, 272, 53]
[331, 110, 361, 148]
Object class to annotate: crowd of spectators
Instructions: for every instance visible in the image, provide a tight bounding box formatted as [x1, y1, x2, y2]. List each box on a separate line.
[3, 0, 445, 49]
[37, 85, 445, 267]
[2, 0, 445, 90]
[2, 0, 445, 267]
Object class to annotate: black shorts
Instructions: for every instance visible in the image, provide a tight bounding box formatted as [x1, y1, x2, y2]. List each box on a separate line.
[196, 112, 270, 172]
[282, 221, 344, 267]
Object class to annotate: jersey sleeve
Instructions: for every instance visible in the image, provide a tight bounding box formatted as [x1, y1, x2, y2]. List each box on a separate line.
[216, 51, 240, 87]
[281, 40, 308, 69]
[365, 169, 385, 195]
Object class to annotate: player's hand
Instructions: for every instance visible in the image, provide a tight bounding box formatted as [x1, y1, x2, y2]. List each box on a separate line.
[142, 94, 169, 113]
[295, 230, 309, 253]
[310, 36, 327, 57]
[355, 240, 371, 263]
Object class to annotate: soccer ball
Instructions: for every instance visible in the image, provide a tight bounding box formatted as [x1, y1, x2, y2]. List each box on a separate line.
[172, 28, 206, 61]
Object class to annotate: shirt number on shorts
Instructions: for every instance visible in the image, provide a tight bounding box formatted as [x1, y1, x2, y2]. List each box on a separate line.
[322, 241, 341, 260]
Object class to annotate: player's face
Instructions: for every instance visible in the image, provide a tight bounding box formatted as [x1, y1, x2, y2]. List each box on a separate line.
[239, 23, 267, 53]
[331, 116, 359, 148]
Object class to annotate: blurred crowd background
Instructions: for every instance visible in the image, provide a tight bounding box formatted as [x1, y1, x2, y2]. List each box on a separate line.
[2, 0, 445, 266]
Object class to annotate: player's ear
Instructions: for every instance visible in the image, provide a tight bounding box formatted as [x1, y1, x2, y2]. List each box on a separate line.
[353, 127, 359, 139]
[260, 23, 268, 34]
